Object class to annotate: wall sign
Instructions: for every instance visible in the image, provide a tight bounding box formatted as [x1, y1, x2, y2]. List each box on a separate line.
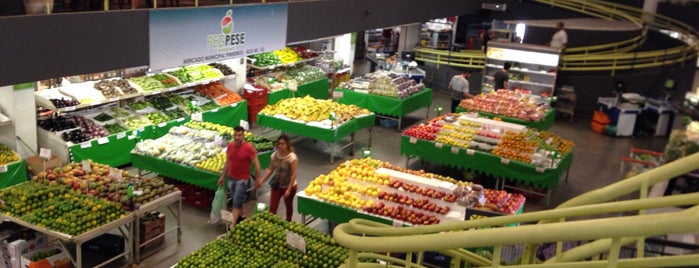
[149, 4, 288, 71]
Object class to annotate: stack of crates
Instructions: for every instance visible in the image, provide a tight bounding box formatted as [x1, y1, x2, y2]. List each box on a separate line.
[243, 87, 268, 126]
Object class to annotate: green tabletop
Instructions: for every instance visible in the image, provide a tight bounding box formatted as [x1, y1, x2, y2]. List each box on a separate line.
[257, 113, 376, 143]
[297, 193, 393, 225]
[0, 160, 28, 189]
[400, 135, 573, 189]
[69, 101, 248, 167]
[336, 88, 433, 117]
[268, 78, 330, 105]
[455, 107, 556, 130]
[131, 150, 272, 190]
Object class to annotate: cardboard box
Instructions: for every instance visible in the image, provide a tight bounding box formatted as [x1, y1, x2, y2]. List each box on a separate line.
[20, 246, 72, 268]
[2, 231, 48, 260]
[24, 155, 62, 176]
[139, 213, 165, 242]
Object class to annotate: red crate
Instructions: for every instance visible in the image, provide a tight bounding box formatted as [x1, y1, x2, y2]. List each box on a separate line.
[189, 196, 213, 208]
[243, 88, 268, 107]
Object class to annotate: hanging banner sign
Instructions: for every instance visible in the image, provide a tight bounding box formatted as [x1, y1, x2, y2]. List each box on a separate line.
[149, 4, 288, 70]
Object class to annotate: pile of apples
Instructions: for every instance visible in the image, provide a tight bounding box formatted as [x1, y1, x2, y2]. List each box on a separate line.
[363, 202, 441, 225]
[377, 191, 450, 215]
[403, 123, 441, 141]
[473, 189, 525, 214]
[459, 89, 549, 121]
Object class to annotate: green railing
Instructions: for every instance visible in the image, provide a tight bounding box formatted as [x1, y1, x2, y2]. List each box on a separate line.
[414, 0, 697, 74]
[334, 152, 699, 267]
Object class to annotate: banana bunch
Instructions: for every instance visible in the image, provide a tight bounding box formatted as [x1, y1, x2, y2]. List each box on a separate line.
[273, 47, 302, 64]
[260, 96, 371, 124]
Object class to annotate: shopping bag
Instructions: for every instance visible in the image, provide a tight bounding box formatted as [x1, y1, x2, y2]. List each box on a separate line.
[209, 186, 226, 224]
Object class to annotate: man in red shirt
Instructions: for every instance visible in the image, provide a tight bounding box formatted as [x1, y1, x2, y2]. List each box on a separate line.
[218, 126, 261, 229]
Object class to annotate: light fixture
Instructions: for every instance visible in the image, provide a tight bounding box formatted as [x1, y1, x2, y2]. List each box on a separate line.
[482, 3, 507, 11]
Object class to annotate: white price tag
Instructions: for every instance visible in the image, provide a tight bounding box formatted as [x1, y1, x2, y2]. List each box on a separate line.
[191, 113, 203, 122]
[214, 135, 223, 145]
[451, 147, 459, 154]
[286, 231, 306, 253]
[158, 122, 167, 128]
[230, 102, 237, 107]
[109, 167, 123, 181]
[80, 142, 92, 149]
[0, 165, 7, 173]
[268, 66, 275, 70]
[332, 91, 344, 99]
[500, 158, 510, 165]
[97, 137, 109, 145]
[409, 137, 417, 144]
[116, 133, 126, 139]
[392, 220, 403, 227]
[220, 210, 234, 222]
[152, 90, 162, 95]
[81, 160, 92, 173]
[64, 106, 76, 111]
[435, 142, 443, 148]
[240, 120, 249, 130]
[133, 190, 143, 196]
[176, 118, 185, 122]
[535, 167, 546, 173]
[211, 108, 220, 113]
[128, 135, 136, 140]
[466, 149, 475, 155]
[39, 148, 52, 160]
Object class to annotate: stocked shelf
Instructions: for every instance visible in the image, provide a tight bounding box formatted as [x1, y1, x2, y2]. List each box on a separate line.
[483, 43, 560, 96]
[247, 57, 317, 70]
[485, 64, 556, 77]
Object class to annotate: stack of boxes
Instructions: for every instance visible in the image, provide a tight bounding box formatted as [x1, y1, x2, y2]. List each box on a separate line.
[0, 223, 48, 268]
[139, 212, 166, 251]
[243, 87, 268, 126]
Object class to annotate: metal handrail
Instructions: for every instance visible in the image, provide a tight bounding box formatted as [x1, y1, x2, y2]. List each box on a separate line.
[335, 152, 699, 267]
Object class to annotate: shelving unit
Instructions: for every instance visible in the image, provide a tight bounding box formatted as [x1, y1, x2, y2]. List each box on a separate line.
[428, 31, 453, 50]
[482, 42, 560, 96]
[556, 86, 576, 122]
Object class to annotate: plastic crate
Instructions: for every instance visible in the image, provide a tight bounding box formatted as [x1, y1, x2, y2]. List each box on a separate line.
[243, 88, 268, 107]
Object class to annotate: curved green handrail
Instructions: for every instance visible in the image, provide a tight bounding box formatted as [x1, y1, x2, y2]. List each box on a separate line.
[414, 0, 697, 74]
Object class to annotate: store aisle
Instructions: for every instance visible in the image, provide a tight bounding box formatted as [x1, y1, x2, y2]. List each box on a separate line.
[135, 90, 671, 268]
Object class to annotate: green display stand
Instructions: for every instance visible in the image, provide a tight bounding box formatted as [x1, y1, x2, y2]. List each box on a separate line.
[336, 88, 433, 117]
[257, 114, 376, 142]
[400, 135, 573, 189]
[131, 150, 272, 191]
[69, 101, 248, 167]
[455, 107, 556, 130]
[297, 193, 393, 225]
[0, 160, 28, 189]
[267, 78, 330, 105]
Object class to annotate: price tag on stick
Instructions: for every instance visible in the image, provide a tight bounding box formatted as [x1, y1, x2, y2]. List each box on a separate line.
[39, 148, 52, 160]
[81, 160, 92, 173]
[0, 165, 7, 173]
[116, 133, 126, 139]
[109, 167, 123, 182]
[451, 147, 459, 154]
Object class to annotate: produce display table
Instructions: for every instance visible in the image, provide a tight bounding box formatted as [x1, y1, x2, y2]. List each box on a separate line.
[455, 106, 556, 130]
[54, 101, 248, 167]
[336, 87, 433, 130]
[400, 135, 573, 206]
[0, 160, 27, 189]
[0, 207, 134, 268]
[257, 114, 375, 162]
[133, 190, 182, 263]
[131, 150, 273, 191]
[267, 78, 330, 105]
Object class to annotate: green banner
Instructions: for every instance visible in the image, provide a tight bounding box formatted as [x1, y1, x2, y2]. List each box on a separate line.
[336, 88, 433, 117]
[400, 135, 573, 188]
[0, 160, 28, 189]
[13, 82, 34, 91]
[257, 113, 376, 142]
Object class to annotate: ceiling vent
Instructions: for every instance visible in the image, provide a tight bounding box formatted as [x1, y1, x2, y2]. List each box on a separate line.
[482, 3, 507, 11]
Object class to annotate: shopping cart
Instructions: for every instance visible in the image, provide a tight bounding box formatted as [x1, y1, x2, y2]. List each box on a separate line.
[620, 148, 664, 179]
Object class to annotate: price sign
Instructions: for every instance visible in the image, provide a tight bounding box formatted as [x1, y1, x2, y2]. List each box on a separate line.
[152, 90, 162, 95]
[80, 142, 92, 149]
[362, 148, 372, 158]
[451, 147, 459, 154]
[500, 158, 510, 165]
[158, 122, 167, 128]
[81, 160, 92, 173]
[435, 142, 443, 148]
[128, 135, 136, 140]
[409, 137, 417, 144]
[332, 91, 344, 99]
[39, 148, 52, 160]
[240, 120, 249, 130]
[64, 106, 76, 111]
[109, 167, 123, 182]
[535, 167, 546, 173]
[116, 133, 126, 139]
[176, 118, 185, 122]
[0, 165, 7, 173]
[466, 149, 475, 155]
[230, 102, 237, 107]
[97, 137, 110, 145]
[286, 231, 306, 253]
[211, 108, 220, 113]
[191, 113, 203, 122]
[392, 220, 403, 227]
[214, 135, 223, 145]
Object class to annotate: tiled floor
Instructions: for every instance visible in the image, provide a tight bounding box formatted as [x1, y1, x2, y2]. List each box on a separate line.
[126, 85, 683, 268]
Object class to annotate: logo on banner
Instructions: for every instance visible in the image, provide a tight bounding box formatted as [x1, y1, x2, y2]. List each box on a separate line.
[208, 9, 246, 52]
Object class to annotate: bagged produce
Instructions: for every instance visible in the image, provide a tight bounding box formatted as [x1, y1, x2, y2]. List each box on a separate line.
[209, 186, 227, 224]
